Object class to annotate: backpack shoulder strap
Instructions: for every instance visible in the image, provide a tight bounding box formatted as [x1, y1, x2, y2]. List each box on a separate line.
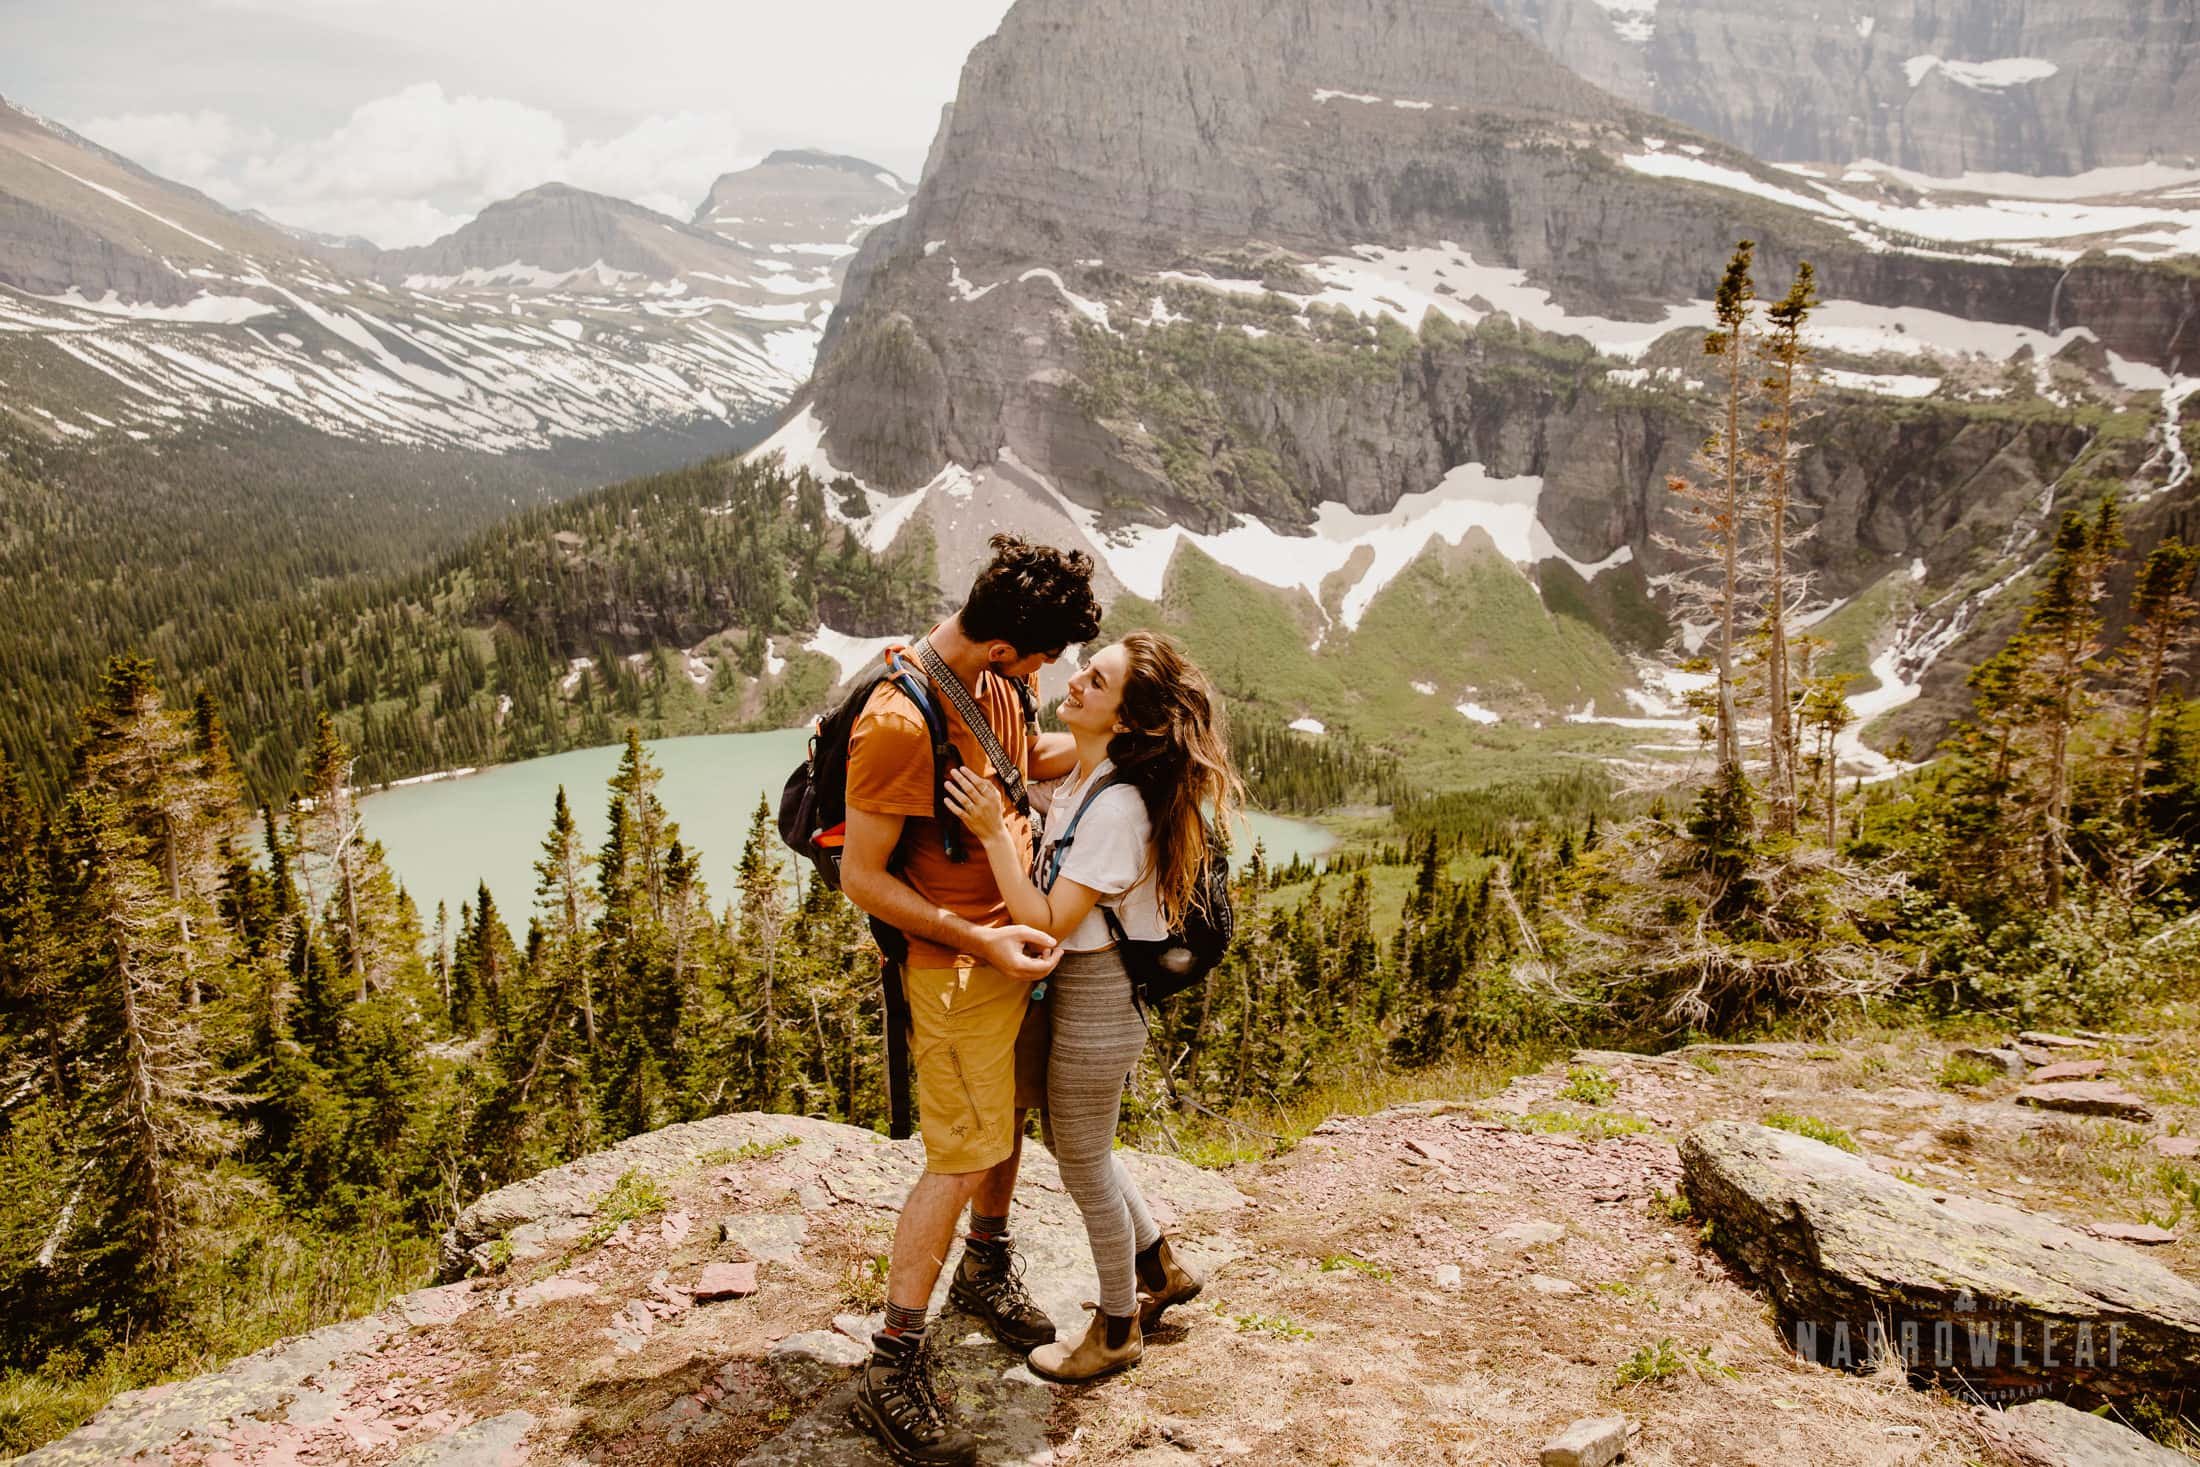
[915, 641, 1031, 820]
[882, 648, 966, 863]
[1038, 771, 1120, 893]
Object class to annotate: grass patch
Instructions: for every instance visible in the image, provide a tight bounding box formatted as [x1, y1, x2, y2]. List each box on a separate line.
[1615, 1337, 1735, 1389]
[1762, 1112, 1860, 1153]
[698, 1136, 800, 1168]
[1123, 1045, 1556, 1168]
[843, 1253, 890, 1310]
[1559, 1065, 1618, 1106]
[578, 1169, 669, 1249]
[1507, 1110, 1651, 1141]
[1319, 1255, 1394, 1282]
[1649, 1187, 1692, 1222]
[1231, 1311, 1315, 1341]
[1937, 1052, 2003, 1091]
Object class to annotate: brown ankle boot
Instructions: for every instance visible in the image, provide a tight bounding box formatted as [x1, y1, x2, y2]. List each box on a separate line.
[1027, 1306, 1141, 1382]
[1136, 1237, 1203, 1331]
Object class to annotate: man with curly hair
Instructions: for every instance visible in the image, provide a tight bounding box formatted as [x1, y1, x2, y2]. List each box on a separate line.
[841, 534, 1102, 1465]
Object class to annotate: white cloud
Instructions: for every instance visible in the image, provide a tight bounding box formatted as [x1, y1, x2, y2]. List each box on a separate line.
[79, 109, 274, 190]
[74, 84, 748, 247]
[560, 111, 748, 223]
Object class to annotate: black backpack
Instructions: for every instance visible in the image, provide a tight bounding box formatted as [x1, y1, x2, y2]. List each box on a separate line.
[1040, 772, 1234, 1007]
[777, 648, 966, 904]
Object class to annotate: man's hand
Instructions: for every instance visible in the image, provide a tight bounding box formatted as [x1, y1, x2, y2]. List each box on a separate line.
[978, 924, 1061, 981]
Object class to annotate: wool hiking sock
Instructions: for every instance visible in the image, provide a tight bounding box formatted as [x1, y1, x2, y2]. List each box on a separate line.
[968, 1210, 1009, 1244]
[882, 1299, 929, 1339]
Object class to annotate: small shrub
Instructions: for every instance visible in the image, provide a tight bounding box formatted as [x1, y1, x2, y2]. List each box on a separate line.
[1232, 1312, 1314, 1341]
[1615, 1337, 1734, 1389]
[1649, 1187, 1692, 1222]
[579, 1169, 668, 1248]
[1762, 1112, 1860, 1153]
[844, 1253, 890, 1309]
[1938, 1053, 2001, 1091]
[1560, 1065, 1618, 1107]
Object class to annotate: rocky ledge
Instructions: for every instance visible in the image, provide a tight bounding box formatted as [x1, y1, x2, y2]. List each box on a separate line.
[24, 1030, 2200, 1465]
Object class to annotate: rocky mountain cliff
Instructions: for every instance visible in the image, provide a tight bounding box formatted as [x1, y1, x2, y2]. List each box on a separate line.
[780, 0, 2200, 755]
[1480, 0, 2200, 178]
[0, 98, 901, 475]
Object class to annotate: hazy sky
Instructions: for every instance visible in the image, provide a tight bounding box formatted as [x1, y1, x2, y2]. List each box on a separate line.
[3, 0, 1015, 246]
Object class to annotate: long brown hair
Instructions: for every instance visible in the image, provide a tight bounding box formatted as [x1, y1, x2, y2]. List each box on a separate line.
[1104, 631, 1244, 929]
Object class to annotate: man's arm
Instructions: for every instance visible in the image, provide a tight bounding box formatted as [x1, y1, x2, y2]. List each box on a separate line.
[1029, 731, 1076, 781]
[840, 806, 1060, 980]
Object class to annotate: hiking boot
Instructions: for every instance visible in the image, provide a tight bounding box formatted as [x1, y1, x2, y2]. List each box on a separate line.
[948, 1235, 1057, 1350]
[1029, 1305, 1142, 1382]
[850, 1331, 976, 1466]
[1136, 1237, 1203, 1331]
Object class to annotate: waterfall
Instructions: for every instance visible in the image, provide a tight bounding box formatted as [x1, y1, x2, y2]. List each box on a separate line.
[2046, 265, 2071, 338]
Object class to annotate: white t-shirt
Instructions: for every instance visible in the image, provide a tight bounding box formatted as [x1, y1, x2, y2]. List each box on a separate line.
[1038, 759, 1167, 952]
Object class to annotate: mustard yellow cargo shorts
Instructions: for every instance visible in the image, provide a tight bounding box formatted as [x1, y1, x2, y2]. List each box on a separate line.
[904, 964, 1049, 1175]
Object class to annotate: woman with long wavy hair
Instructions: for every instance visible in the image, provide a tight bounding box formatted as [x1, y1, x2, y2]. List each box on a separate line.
[944, 629, 1242, 1380]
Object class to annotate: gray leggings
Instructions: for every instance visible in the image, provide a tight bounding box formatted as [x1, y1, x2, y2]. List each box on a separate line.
[1045, 947, 1162, 1316]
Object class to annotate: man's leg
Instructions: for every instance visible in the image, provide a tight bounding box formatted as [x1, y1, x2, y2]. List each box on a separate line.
[966, 1109, 1028, 1235]
[859, 1169, 985, 1466]
[886, 1169, 984, 1313]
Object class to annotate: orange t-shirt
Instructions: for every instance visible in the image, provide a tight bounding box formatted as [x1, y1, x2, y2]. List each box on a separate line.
[844, 657, 1035, 970]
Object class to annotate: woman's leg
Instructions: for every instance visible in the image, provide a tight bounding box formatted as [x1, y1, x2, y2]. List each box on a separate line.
[1111, 1154, 1162, 1253]
[1045, 952, 1149, 1318]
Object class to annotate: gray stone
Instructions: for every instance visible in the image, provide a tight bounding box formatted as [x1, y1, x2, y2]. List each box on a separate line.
[1540, 1414, 1628, 1467]
[2084, 1222, 2178, 1247]
[1489, 1220, 1567, 1253]
[390, 1410, 538, 1466]
[766, 1331, 871, 1394]
[2015, 1082, 2155, 1123]
[1681, 1120, 2200, 1399]
[1987, 1399, 2190, 1466]
[2150, 1135, 2200, 1160]
[1952, 1046, 2027, 1078]
[1527, 1274, 1580, 1296]
[720, 1213, 810, 1261]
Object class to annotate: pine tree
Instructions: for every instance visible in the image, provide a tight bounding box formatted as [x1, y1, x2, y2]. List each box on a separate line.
[2119, 539, 2198, 817]
[2023, 500, 2123, 906]
[62, 788, 249, 1278]
[731, 796, 791, 1107]
[1756, 262, 1818, 835]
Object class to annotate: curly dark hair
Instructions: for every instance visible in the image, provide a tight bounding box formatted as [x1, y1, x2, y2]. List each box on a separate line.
[957, 533, 1102, 655]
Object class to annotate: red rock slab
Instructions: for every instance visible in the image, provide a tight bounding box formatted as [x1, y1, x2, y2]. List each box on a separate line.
[2014, 1081, 2154, 1122]
[2085, 1221, 2179, 1246]
[2028, 1059, 2105, 1083]
[2016, 1030, 2100, 1051]
[694, 1260, 759, 1301]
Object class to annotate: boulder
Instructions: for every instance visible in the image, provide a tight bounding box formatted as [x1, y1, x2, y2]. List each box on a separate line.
[2016, 1083, 2155, 1123]
[1679, 1121, 2200, 1400]
[1954, 1046, 2028, 1078]
[1541, 1414, 1628, 1467]
[1985, 1399, 2189, 1466]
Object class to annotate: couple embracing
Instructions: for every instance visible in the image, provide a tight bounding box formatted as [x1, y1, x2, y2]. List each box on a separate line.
[834, 535, 1240, 1465]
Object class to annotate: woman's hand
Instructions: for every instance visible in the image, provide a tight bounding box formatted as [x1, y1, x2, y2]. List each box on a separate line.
[942, 766, 1011, 846]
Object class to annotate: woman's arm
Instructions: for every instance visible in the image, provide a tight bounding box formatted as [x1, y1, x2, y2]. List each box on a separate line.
[943, 766, 1103, 941]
